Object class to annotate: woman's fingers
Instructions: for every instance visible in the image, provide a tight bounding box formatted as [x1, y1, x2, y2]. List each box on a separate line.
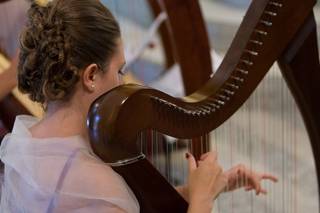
[224, 164, 277, 195]
[246, 188, 268, 196]
[199, 151, 218, 163]
[199, 152, 210, 161]
[261, 174, 278, 182]
[245, 186, 267, 195]
[186, 151, 227, 204]
[246, 178, 261, 195]
[244, 171, 261, 195]
[186, 152, 197, 172]
[212, 173, 228, 199]
[249, 172, 277, 194]
[245, 186, 253, 191]
[260, 188, 267, 195]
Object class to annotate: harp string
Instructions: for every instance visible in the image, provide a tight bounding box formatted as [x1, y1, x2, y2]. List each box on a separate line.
[213, 63, 317, 212]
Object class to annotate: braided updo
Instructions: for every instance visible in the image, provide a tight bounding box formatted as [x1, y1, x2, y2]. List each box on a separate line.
[18, 0, 120, 104]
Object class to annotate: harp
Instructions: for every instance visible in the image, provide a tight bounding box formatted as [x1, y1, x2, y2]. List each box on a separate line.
[87, 0, 320, 212]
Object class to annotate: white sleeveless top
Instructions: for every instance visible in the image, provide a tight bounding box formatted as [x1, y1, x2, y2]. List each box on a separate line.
[0, 115, 139, 212]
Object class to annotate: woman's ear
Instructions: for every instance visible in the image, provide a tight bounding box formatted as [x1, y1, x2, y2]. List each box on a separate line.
[82, 64, 99, 92]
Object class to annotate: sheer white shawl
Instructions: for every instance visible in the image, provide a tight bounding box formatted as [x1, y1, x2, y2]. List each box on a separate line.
[0, 115, 139, 213]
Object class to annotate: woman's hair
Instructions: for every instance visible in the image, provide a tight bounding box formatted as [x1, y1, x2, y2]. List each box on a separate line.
[18, 0, 121, 104]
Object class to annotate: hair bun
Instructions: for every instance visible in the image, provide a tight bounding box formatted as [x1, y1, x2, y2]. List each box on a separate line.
[18, 0, 121, 105]
[19, 1, 78, 103]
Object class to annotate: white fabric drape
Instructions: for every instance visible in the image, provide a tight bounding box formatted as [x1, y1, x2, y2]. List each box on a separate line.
[0, 115, 139, 213]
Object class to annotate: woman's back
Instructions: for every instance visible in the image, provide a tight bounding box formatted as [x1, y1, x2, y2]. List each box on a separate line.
[0, 115, 139, 212]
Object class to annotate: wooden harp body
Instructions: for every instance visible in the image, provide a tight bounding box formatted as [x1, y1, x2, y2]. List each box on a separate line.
[88, 0, 320, 212]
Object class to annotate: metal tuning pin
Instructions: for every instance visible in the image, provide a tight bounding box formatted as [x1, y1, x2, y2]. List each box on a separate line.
[231, 76, 245, 83]
[236, 68, 249, 75]
[268, 1, 283, 7]
[226, 83, 240, 90]
[264, 11, 277, 17]
[241, 59, 254, 66]
[244, 49, 259, 56]
[222, 88, 235, 96]
[249, 39, 264, 46]
[254, 29, 268, 36]
[260, 20, 273, 27]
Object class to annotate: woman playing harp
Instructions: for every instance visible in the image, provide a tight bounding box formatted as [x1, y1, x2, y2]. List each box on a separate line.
[0, 0, 277, 212]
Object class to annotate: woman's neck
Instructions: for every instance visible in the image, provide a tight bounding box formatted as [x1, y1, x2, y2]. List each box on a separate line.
[29, 101, 89, 140]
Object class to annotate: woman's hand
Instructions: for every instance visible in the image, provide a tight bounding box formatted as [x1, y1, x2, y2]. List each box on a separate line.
[186, 151, 227, 213]
[223, 164, 278, 195]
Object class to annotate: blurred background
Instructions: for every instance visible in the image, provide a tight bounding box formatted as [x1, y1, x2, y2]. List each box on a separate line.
[1, 0, 319, 212]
